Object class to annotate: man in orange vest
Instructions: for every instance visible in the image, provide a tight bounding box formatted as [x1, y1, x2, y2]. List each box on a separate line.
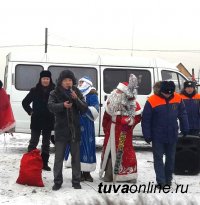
[142, 81, 189, 187]
[180, 81, 200, 136]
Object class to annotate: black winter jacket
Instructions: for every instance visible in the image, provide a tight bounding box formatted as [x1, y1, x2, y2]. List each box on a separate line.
[22, 83, 55, 131]
[48, 86, 88, 142]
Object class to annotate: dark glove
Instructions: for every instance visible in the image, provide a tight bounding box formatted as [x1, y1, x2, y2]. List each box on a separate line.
[145, 137, 152, 144]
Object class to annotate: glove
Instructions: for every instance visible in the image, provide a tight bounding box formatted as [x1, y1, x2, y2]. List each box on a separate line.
[144, 137, 152, 144]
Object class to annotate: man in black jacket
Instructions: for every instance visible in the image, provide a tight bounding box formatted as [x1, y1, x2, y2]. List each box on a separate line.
[22, 70, 55, 171]
[48, 70, 88, 191]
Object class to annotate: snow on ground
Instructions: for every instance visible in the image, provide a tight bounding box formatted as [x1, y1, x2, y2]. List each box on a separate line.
[0, 133, 200, 205]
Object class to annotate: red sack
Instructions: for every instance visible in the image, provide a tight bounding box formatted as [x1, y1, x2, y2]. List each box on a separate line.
[16, 149, 44, 187]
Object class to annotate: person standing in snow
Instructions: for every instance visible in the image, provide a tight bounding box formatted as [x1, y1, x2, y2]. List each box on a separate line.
[179, 81, 200, 136]
[48, 70, 88, 191]
[22, 71, 55, 171]
[142, 81, 189, 187]
[78, 76, 99, 182]
[0, 80, 15, 133]
[64, 76, 99, 181]
[99, 74, 142, 182]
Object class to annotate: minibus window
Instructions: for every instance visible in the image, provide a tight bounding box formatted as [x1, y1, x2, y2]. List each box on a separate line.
[15, 64, 44, 90]
[48, 66, 97, 89]
[103, 68, 151, 95]
[178, 74, 187, 90]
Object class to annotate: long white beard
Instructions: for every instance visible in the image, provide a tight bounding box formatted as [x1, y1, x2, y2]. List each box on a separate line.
[107, 90, 136, 117]
[107, 90, 124, 115]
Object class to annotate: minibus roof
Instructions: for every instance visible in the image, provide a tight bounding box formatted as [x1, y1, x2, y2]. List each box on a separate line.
[7, 52, 178, 70]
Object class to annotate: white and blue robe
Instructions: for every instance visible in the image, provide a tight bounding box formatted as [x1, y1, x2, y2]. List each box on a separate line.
[80, 91, 99, 171]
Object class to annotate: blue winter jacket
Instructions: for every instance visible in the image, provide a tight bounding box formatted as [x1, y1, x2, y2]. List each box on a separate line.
[142, 93, 189, 143]
[180, 92, 200, 130]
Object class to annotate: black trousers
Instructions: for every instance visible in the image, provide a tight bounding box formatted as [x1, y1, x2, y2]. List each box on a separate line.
[53, 140, 80, 186]
[28, 129, 51, 155]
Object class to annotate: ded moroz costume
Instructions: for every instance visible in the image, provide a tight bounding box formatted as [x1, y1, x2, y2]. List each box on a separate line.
[99, 74, 142, 182]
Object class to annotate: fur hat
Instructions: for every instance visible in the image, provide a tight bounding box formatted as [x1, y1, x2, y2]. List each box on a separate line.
[184, 81, 195, 89]
[40, 70, 52, 78]
[57, 70, 76, 85]
[160, 81, 175, 94]
[153, 81, 162, 95]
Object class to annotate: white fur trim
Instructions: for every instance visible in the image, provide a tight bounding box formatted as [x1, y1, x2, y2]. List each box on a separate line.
[99, 118, 116, 178]
[81, 162, 96, 172]
[87, 106, 99, 121]
[117, 82, 128, 93]
[0, 122, 15, 134]
[115, 172, 137, 182]
[135, 109, 142, 115]
[99, 135, 111, 178]
[79, 77, 93, 86]
[104, 99, 110, 114]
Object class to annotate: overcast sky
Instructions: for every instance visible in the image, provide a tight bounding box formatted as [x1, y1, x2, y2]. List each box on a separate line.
[0, 0, 200, 78]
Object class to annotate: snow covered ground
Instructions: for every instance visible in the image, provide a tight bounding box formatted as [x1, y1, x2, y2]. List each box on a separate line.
[0, 133, 200, 205]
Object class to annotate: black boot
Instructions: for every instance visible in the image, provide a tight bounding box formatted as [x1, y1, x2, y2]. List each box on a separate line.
[83, 172, 93, 182]
[52, 183, 61, 191]
[41, 153, 51, 171]
[72, 183, 82, 189]
[80, 172, 85, 182]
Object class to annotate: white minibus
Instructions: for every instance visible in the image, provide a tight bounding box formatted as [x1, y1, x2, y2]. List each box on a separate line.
[4, 52, 188, 136]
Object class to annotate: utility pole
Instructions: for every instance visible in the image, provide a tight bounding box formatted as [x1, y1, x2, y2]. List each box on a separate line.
[45, 28, 48, 53]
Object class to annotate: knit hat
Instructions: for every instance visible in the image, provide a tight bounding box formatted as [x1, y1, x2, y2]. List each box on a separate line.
[40, 70, 51, 78]
[160, 81, 175, 94]
[184, 81, 196, 89]
[57, 70, 76, 85]
[79, 76, 93, 86]
[117, 82, 128, 93]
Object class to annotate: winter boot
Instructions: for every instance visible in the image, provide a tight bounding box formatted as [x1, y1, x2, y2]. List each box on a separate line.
[41, 153, 51, 171]
[52, 183, 62, 191]
[72, 183, 82, 189]
[83, 172, 93, 182]
[103, 158, 113, 182]
[80, 172, 85, 182]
